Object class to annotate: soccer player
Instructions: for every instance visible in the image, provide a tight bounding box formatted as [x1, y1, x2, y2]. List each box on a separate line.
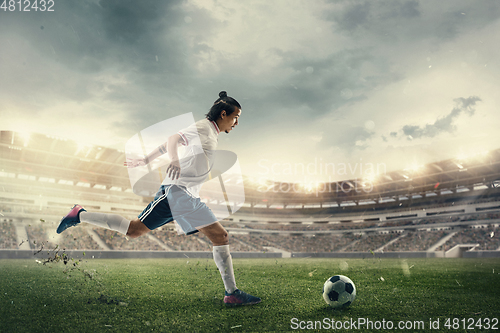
[57, 91, 261, 307]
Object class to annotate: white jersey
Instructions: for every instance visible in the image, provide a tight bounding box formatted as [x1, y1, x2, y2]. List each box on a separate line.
[161, 118, 220, 197]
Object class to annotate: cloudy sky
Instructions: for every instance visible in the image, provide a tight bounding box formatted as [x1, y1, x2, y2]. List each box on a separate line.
[1, 0, 500, 183]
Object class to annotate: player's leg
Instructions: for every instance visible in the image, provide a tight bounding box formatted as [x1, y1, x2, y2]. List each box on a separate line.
[79, 211, 131, 235]
[57, 204, 131, 235]
[57, 186, 170, 237]
[199, 222, 235, 292]
[57, 207, 150, 237]
[199, 222, 261, 306]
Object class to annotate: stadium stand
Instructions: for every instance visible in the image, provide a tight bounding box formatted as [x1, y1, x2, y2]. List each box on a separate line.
[0, 221, 17, 249]
[385, 229, 452, 252]
[436, 225, 500, 251]
[341, 232, 400, 252]
[93, 228, 164, 251]
[25, 224, 58, 250]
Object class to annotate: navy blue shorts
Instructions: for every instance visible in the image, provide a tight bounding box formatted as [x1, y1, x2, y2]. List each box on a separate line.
[138, 185, 217, 235]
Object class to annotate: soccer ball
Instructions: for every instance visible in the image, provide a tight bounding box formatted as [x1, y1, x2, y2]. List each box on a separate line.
[322, 275, 356, 308]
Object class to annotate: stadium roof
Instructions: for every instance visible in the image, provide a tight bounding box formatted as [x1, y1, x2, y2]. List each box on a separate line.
[242, 149, 500, 207]
[0, 131, 129, 189]
[1, 130, 500, 206]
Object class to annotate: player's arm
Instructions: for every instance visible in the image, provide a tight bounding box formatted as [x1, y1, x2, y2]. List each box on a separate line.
[166, 133, 183, 179]
[124, 134, 183, 168]
[124, 143, 167, 168]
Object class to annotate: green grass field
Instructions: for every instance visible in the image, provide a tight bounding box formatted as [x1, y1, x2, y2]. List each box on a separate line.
[1, 257, 499, 332]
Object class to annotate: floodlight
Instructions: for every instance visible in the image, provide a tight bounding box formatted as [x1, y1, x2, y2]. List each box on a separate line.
[16, 131, 31, 147]
[363, 173, 377, 184]
[404, 163, 423, 173]
[457, 152, 468, 161]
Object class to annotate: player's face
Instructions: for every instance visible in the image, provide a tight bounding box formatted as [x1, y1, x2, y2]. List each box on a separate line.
[219, 108, 241, 134]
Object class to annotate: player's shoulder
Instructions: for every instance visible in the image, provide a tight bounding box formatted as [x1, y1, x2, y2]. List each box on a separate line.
[195, 118, 218, 135]
[195, 118, 211, 128]
[181, 119, 207, 133]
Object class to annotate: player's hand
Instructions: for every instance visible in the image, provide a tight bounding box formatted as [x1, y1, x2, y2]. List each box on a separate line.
[166, 160, 181, 179]
[124, 157, 147, 168]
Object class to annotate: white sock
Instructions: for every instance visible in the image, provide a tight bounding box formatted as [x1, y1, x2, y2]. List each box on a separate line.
[79, 212, 130, 235]
[213, 245, 237, 294]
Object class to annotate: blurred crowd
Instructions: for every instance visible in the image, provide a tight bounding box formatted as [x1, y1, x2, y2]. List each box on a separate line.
[1, 212, 498, 253]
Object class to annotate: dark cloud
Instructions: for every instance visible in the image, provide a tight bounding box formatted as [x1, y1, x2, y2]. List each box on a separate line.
[333, 1, 420, 33]
[0, 0, 200, 131]
[100, 0, 172, 44]
[334, 2, 373, 31]
[327, 0, 421, 36]
[240, 47, 400, 120]
[326, 0, 500, 42]
[0, 0, 184, 70]
[401, 96, 481, 139]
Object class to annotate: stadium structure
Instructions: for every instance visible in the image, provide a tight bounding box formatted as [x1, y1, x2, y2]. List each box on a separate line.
[1, 130, 500, 259]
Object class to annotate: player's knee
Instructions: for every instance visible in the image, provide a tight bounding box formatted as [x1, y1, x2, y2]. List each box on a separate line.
[126, 221, 149, 239]
[218, 230, 229, 245]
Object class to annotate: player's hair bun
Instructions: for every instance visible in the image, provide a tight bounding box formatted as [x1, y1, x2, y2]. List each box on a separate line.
[206, 91, 241, 121]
